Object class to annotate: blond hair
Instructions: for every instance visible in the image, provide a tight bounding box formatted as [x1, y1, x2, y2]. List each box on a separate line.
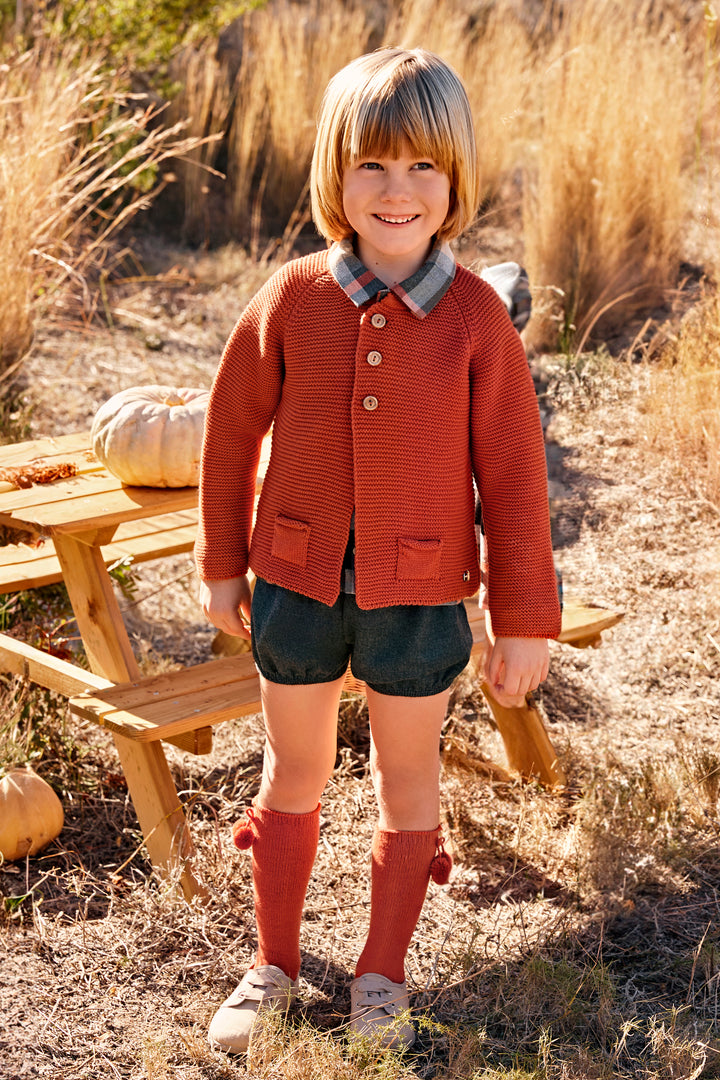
[311, 48, 479, 243]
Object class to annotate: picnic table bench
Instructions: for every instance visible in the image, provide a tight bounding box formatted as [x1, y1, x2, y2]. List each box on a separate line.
[0, 432, 622, 900]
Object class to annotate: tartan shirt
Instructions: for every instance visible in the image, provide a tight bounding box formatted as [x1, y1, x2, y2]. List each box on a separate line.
[327, 237, 457, 318]
[328, 238, 457, 594]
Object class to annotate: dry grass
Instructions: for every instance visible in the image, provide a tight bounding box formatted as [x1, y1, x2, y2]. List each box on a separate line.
[0, 38, 206, 382]
[3, 1, 718, 367]
[641, 286, 720, 507]
[165, 45, 234, 245]
[0, 42, 95, 377]
[170, 0, 538, 239]
[522, 0, 689, 349]
[2, 671, 719, 1078]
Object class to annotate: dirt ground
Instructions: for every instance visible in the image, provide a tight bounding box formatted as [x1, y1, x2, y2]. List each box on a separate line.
[1, 229, 719, 1079]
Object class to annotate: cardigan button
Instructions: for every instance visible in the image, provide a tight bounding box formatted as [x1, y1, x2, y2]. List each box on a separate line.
[370, 313, 386, 328]
[367, 351, 382, 366]
[362, 395, 379, 411]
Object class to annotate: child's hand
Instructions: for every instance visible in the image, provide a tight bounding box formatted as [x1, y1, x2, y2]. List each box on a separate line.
[199, 575, 253, 639]
[484, 634, 549, 708]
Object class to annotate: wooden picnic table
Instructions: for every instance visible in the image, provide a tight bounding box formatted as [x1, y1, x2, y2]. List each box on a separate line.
[0, 432, 212, 896]
[0, 432, 623, 901]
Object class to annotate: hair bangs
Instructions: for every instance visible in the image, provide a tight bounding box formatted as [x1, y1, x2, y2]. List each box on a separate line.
[343, 69, 457, 177]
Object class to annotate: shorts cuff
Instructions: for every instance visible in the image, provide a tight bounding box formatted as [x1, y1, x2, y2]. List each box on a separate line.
[252, 647, 349, 687]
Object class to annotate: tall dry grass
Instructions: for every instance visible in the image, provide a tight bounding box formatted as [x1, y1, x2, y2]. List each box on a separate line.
[0, 39, 204, 382]
[689, 2, 720, 279]
[642, 286, 720, 509]
[0, 44, 92, 377]
[166, 0, 375, 246]
[165, 45, 233, 244]
[522, 0, 690, 349]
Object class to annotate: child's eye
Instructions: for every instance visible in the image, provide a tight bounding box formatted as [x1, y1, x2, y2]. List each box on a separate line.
[359, 161, 382, 170]
[413, 161, 435, 171]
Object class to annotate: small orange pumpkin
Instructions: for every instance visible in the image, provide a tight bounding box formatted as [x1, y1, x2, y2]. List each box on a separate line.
[0, 766, 64, 862]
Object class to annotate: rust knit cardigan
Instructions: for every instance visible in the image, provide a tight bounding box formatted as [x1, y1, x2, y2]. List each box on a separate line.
[195, 250, 561, 639]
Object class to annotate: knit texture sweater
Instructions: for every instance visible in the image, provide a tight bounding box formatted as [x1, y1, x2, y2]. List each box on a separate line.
[195, 249, 561, 639]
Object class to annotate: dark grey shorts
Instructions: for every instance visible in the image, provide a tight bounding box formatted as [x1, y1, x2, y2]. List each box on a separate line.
[251, 578, 473, 698]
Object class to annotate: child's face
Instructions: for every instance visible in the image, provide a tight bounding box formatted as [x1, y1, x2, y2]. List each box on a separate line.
[342, 141, 451, 284]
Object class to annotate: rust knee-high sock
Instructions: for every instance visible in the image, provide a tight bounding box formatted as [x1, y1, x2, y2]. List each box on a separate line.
[233, 801, 320, 981]
[355, 826, 452, 985]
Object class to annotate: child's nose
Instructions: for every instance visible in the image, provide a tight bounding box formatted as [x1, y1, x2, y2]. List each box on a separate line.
[380, 170, 411, 201]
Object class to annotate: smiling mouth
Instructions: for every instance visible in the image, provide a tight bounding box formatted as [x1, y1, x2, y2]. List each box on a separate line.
[373, 214, 419, 224]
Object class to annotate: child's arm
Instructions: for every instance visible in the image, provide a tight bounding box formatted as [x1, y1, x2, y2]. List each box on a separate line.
[469, 283, 561, 643]
[199, 575, 253, 639]
[195, 263, 293, 587]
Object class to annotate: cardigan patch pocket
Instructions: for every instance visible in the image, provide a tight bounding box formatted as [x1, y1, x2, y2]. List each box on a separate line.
[396, 537, 443, 580]
[271, 514, 310, 566]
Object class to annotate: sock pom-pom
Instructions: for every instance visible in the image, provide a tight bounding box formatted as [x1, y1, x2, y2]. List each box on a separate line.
[232, 808, 257, 850]
[232, 823, 254, 849]
[430, 849, 452, 885]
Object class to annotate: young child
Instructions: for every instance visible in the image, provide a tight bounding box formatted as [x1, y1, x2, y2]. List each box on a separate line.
[196, 46, 561, 1054]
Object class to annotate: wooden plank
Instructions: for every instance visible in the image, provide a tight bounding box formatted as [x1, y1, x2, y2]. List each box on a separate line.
[164, 727, 213, 755]
[0, 632, 112, 696]
[0, 471, 116, 515]
[0, 634, 212, 764]
[112, 734, 202, 899]
[109, 509, 198, 549]
[462, 601, 566, 786]
[557, 599, 624, 648]
[0, 458, 105, 495]
[0, 474, 198, 535]
[463, 597, 623, 650]
[0, 541, 65, 592]
[77, 653, 258, 711]
[70, 658, 263, 742]
[0, 429, 271, 537]
[0, 631, 214, 756]
[53, 534, 140, 680]
[0, 511, 199, 594]
[479, 678, 566, 787]
[0, 432, 92, 466]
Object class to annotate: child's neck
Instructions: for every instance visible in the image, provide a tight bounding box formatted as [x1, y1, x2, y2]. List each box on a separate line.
[354, 237, 432, 287]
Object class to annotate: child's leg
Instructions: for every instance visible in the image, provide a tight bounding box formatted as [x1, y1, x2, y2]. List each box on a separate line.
[247, 674, 345, 977]
[355, 687, 450, 983]
[209, 674, 346, 1053]
[257, 675, 345, 813]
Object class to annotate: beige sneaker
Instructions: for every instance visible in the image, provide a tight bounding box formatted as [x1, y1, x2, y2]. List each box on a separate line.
[208, 964, 297, 1054]
[349, 973, 415, 1050]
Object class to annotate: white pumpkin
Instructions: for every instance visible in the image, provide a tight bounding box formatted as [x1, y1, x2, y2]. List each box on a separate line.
[91, 385, 209, 487]
[0, 766, 64, 861]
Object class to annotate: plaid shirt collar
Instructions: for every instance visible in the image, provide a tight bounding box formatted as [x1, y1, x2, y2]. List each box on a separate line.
[327, 237, 456, 320]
